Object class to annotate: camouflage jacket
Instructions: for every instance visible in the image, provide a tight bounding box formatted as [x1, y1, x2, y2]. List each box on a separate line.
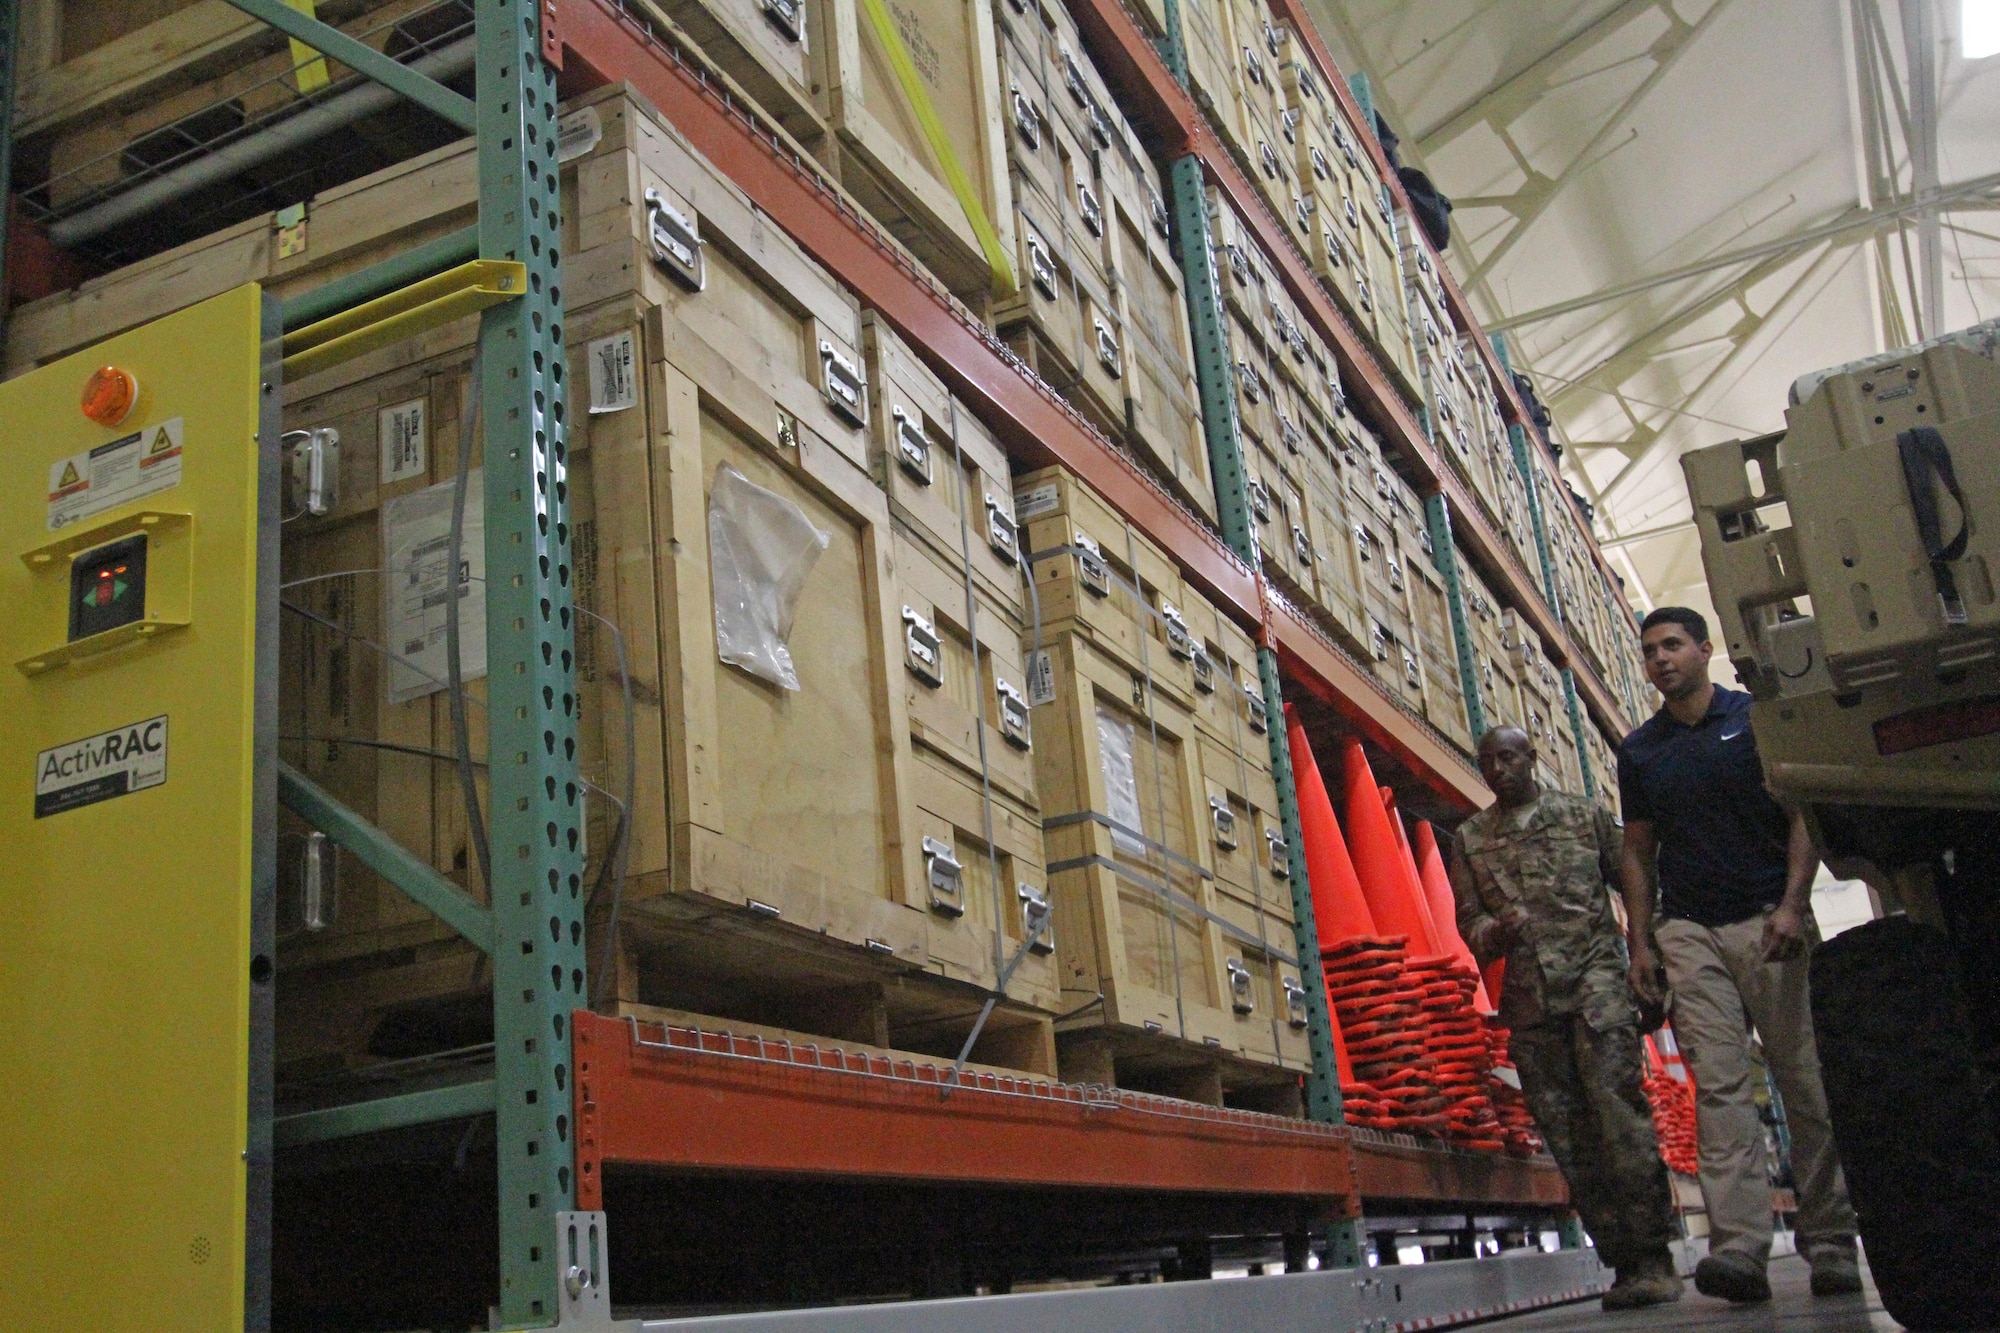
[1447, 791, 1636, 1032]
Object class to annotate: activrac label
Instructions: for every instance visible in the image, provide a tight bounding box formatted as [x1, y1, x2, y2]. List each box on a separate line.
[35, 716, 169, 818]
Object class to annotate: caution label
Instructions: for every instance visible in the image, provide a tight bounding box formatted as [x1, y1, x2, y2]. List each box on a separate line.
[34, 716, 169, 818]
[47, 417, 184, 531]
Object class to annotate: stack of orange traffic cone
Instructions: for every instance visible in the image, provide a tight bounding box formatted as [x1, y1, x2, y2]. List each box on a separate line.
[1644, 1033, 1700, 1175]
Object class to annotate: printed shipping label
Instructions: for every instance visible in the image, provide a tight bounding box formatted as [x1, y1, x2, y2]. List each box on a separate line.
[557, 106, 603, 163]
[1014, 482, 1060, 521]
[382, 471, 486, 704]
[35, 716, 168, 818]
[588, 331, 639, 414]
[379, 399, 428, 484]
[47, 417, 184, 531]
[1025, 649, 1056, 706]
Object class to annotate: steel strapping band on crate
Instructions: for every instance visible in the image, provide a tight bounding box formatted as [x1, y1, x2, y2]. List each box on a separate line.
[1041, 810, 1215, 879]
[1043, 853, 1300, 967]
[856, 0, 1018, 297]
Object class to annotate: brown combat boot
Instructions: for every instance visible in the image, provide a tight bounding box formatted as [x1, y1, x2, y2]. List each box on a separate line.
[1602, 1252, 1685, 1311]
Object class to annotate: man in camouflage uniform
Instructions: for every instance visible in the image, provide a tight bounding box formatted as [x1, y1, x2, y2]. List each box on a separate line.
[1446, 726, 1681, 1310]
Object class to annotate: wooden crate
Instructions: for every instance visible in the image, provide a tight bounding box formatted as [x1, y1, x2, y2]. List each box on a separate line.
[1178, 592, 1272, 773]
[1032, 631, 1308, 1106]
[1015, 465, 1198, 708]
[860, 311, 1025, 616]
[814, 0, 1017, 301]
[256, 87, 1069, 1070]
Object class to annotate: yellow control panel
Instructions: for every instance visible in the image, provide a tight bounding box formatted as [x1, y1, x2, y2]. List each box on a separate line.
[0, 284, 275, 1329]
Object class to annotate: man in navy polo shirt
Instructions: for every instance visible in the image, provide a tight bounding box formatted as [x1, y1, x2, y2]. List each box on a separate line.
[1616, 607, 1860, 1304]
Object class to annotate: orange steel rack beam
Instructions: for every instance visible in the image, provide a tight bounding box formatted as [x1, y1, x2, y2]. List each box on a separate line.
[1348, 1130, 1571, 1208]
[572, 1012, 1362, 1211]
[562, 0, 1490, 810]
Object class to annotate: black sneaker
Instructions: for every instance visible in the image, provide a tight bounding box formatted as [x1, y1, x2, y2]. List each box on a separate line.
[1693, 1253, 1772, 1303]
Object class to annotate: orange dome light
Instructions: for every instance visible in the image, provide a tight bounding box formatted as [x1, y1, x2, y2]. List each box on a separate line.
[80, 365, 140, 428]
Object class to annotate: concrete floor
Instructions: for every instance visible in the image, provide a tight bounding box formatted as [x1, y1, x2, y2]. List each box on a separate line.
[1497, 1253, 1900, 1332]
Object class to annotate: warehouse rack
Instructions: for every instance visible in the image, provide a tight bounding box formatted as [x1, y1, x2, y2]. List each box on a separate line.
[0, 0, 1617, 1324]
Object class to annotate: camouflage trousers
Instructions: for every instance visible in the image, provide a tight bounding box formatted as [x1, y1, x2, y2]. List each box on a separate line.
[1510, 1015, 1679, 1272]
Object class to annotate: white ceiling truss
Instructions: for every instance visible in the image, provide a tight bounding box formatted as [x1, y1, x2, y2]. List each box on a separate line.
[1309, 0, 2000, 635]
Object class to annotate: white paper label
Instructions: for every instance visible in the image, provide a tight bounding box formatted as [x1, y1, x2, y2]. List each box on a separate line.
[379, 398, 428, 484]
[382, 471, 486, 704]
[35, 715, 168, 818]
[47, 417, 183, 531]
[557, 106, 603, 163]
[1025, 649, 1056, 707]
[587, 331, 639, 414]
[1014, 481, 1060, 521]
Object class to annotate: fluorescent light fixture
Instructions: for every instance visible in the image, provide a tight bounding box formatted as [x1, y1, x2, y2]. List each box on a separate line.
[1968, 0, 2000, 58]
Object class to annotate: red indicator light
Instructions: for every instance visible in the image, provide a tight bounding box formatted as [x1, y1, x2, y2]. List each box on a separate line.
[80, 366, 140, 427]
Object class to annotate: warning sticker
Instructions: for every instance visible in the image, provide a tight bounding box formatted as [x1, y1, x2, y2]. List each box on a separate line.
[1014, 482, 1060, 521]
[34, 716, 169, 818]
[47, 418, 184, 531]
[587, 331, 639, 414]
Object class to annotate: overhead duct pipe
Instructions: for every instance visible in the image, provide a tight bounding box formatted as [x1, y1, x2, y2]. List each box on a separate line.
[51, 35, 477, 249]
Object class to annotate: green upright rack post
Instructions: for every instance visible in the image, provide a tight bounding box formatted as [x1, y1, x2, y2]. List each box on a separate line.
[1425, 493, 1486, 742]
[476, 2, 591, 1323]
[1165, 46, 1363, 1268]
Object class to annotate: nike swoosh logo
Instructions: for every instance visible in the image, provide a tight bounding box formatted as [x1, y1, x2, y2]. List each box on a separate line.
[1720, 729, 1746, 740]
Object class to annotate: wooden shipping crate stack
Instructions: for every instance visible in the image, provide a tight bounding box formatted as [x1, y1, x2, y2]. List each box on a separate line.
[638, 0, 1016, 306]
[263, 86, 1066, 1076]
[1459, 554, 1526, 743]
[1016, 467, 1311, 1109]
[1501, 607, 1582, 796]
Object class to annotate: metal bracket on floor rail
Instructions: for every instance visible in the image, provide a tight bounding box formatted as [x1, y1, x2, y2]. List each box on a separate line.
[277, 760, 496, 954]
[219, 0, 479, 131]
[1425, 493, 1486, 741]
[280, 258, 526, 380]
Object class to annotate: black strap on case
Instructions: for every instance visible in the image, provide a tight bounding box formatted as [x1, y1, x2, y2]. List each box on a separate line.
[1895, 425, 1970, 626]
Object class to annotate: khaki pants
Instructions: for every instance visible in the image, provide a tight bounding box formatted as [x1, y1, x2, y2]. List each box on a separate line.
[1658, 910, 1857, 1265]
[1509, 1016, 1678, 1272]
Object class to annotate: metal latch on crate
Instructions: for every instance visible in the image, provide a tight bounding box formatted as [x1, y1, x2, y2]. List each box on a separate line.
[1280, 416, 1302, 455]
[1265, 825, 1289, 878]
[1355, 272, 1373, 312]
[1093, 319, 1122, 378]
[1073, 532, 1110, 597]
[283, 427, 339, 519]
[1247, 477, 1272, 524]
[1373, 467, 1393, 499]
[1026, 233, 1058, 300]
[892, 407, 932, 485]
[643, 189, 705, 292]
[1242, 47, 1265, 86]
[1343, 195, 1360, 231]
[1335, 120, 1358, 167]
[1236, 360, 1261, 403]
[1370, 623, 1390, 662]
[1077, 181, 1103, 238]
[1264, 19, 1284, 54]
[1227, 958, 1256, 1014]
[1260, 141, 1282, 181]
[985, 494, 1019, 564]
[1087, 102, 1111, 148]
[1310, 147, 1331, 182]
[1388, 556, 1405, 592]
[1403, 649, 1421, 689]
[1225, 245, 1250, 288]
[1209, 795, 1238, 851]
[1419, 524, 1435, 556]
[1281, 108, 1301, 145]
[1291, 523, 1313, 566]
[1148, 187, 1171, 239]
[1292, 196, 1313, 233]
[1061, 46, 1090, 107]
[1018, 883, 1055, 954]
[995, 677, 1032, 749]
[1191, 649, 1216, 694]
[1010, 85, 1041, 150]
[902, 605, 943, 686]
[1353, 522, 1371, 560]
[923, 836, 965, 916]
[820, 342, 867, 427]
[1162, 605, 1195, 662]
[1283, 977, 1310, 1028]
[1321, 225, 1345, 268]
[1243, 683, 1269, 733]
[760, 0, 805, 42]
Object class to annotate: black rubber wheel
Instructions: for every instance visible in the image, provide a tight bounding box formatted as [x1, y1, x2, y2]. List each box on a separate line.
[1812, 916, 2000, 1330]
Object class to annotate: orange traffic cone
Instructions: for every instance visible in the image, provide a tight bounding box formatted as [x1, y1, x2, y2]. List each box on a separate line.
[1412, 820, 1494, 1013]
[1381, 787, 1445, 958]
[1286, 707, 1377, 946]
[1342, 738, 1439, 953]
